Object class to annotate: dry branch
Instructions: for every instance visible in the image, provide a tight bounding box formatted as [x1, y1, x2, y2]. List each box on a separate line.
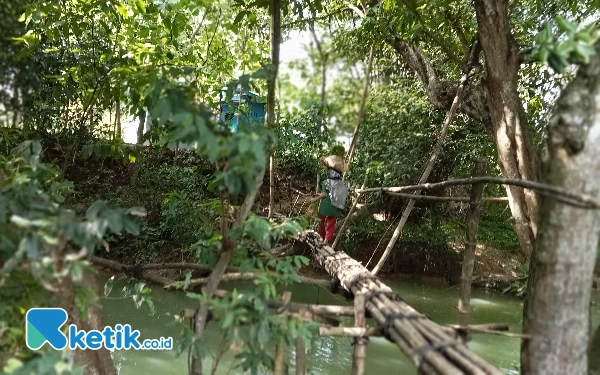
[166, 271, 336, 293]
[90, 256, 340, 296]
[294, 230, 502, 375]
[91, 257, 237, 273]
[386, 192, 508, 202]
[90, 256, 173, 286]
[359, 177, 600, 209]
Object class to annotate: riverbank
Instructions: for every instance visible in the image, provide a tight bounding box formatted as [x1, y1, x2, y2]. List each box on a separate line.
[56, 146, 528, 290]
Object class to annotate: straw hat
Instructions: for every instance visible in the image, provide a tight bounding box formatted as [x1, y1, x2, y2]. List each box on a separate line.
[320, 155, 348, 173]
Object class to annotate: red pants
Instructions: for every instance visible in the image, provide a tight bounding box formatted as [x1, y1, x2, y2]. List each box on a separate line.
[319, 215, 337, 242]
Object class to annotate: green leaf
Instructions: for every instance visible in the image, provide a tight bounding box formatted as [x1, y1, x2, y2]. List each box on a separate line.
[536, 22, 553, 45]
[547, 50, 568, 73]
[556, 16, 577, 34]
[239, 258, 255, 274]
[137, 0, 146, 13]
[105, 210, 123, 233]
[555, 39, 576, 56]
[86, 200, 107, 219]
[186, 292, 204, 300]
[575, 43, 597, 63]
[222, 311, 234, 328]
[233, 11, 248, 24]
[104, 277, 115, 296]
[145, 298, 155, 315]
[116, 2, 129, 19]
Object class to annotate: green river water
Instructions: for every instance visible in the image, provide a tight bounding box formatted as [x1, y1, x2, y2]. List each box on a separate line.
[101, 277, 600, 375]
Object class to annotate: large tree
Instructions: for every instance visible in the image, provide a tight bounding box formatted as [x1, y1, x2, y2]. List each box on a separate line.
[521, 40, 600, 374]
[334, 0, 594, 258]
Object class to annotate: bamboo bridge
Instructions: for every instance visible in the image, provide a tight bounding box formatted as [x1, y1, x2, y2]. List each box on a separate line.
[293, 230, 503, 375]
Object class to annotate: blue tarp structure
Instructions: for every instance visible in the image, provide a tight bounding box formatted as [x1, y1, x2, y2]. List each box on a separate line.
[219, 89, 266, 132]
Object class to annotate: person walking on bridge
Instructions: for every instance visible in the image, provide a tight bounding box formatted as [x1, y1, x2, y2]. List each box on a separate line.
[311, 146, 348, 245]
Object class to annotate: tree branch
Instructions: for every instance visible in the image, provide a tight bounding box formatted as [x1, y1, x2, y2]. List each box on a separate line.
[386, 192, 508, 202]
[281, 9, 350, 28]
[387, 36, 489, 125]
[359, 177, 600, 209]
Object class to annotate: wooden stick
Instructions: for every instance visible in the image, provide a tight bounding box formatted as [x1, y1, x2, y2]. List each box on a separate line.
[274, 291, 291, 375]
[267, 301, 355, 317]
[446, 323, 509, 332]
[332, 176, 368, 250]
[319, 326, 383, 337]
[386, 192, 508, 202]
[352, 293, 368, 375]
[457, 158, 486, 341]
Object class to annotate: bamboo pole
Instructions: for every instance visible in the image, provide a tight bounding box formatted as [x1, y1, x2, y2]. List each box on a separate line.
[370, 39, 481, 276]
[352, 293, 368, 375]
[319, 327, 383, 337]
[318, 323, 509, 338]
[345, 44, 375, 176]
[458, 158, 486, 338]
[332, 176, 368, 250]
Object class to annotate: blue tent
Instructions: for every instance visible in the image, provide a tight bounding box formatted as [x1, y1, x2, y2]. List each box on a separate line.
[219, 89, 266, 132]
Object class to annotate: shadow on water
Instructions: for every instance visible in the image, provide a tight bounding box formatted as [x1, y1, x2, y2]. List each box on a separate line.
[101, 274, 600, 375]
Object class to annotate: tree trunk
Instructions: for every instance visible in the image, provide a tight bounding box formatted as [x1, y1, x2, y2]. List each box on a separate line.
[266, 0, 281, 220]
[115, 100, 121, 139]
[57, 271, 116, 375]
[310, 25, 326, 195]
[474, 0, 541, 259]
[136, 110, 146, 145]
[521, 41, 600, 374]
[457, 158, 486, 331]
[590, 323, 600, 375]
[309, 24, 327, 106]
[384, 0, 542, 259]
[11, 85, 20, 127]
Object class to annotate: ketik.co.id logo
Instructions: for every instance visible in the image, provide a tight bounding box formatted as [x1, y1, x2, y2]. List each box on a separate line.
[26, 308, 173, 351]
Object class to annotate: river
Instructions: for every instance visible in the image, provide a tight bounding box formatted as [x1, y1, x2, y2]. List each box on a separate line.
[101, 276, 600, 374]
